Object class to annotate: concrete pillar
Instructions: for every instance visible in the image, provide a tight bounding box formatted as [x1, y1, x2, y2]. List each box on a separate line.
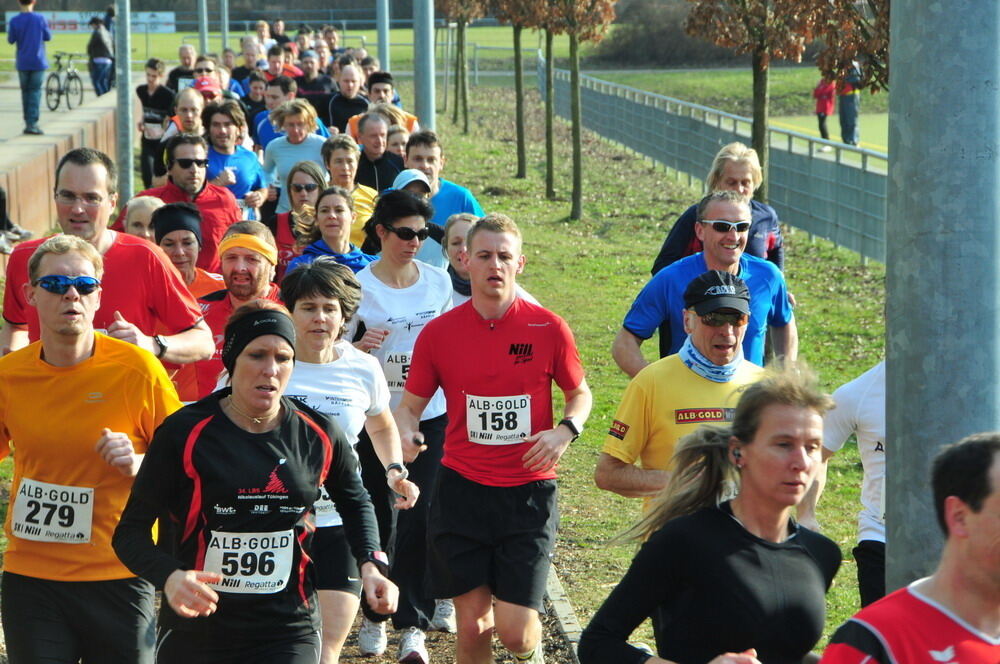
[413, 0, 436, 130]
[885, 0, 1000, 590]
[198, 0, 209, 55]
[377, 0, 391, 72]
[114, 0, 133, 201]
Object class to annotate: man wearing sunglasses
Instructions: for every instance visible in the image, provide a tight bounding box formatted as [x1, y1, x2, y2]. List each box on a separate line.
[0, 234, 183, 663]
[597, 270, 764, 502]
[1, 148, 213, 364]
[121, 134, 241, 273]
[613, 190, 797, 376]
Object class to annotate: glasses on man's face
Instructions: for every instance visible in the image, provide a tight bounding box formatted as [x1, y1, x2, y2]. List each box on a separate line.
[700, 311, 749, 327]
[193, 67, 215, 74]
[384, 225, 429, 242]
[291, 183, 320, 193]
[54, 192, 105, 208]
[36, 275, 101, 295]
[701, 219, 751, 233]
[173, 158, 208, 169]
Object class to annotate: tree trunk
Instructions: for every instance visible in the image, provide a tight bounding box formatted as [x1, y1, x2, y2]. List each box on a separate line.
[570, 32, 582, 220]
[751, 49, 770, 202]
[452, 21, 464, 125]
[545, 28, 555, 199]
[513, 24, 526, 178]
[461, 22, 470, 134]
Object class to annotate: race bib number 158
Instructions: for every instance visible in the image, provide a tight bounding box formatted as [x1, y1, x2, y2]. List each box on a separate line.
[466, 394, 531, 445]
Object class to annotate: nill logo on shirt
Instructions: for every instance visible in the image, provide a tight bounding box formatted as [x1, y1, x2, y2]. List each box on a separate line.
[509, 343, 533, 364]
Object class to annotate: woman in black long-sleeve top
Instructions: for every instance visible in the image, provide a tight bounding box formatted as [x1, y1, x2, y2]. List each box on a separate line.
[579, 365, 841, 664]
[114, 301, 397, 664]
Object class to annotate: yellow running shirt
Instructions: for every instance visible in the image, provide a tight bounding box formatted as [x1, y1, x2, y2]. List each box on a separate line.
[602, 354, 764, 509]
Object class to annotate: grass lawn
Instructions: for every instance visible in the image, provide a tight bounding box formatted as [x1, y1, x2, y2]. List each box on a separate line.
[771, 113, 888, 153]
[435, 79, 883, 645]
[592, 67, 889, 118]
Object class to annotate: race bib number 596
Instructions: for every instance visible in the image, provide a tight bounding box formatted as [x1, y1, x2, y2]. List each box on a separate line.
[204, 530, 294, 594]
[466, 394, 531, 445]
[11, 478, 93, 543]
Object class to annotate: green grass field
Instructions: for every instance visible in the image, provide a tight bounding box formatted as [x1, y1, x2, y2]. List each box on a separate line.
[771, 113, 888, 153]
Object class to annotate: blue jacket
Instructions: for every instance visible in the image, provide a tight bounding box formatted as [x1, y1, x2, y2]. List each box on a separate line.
[286, 240, 377, 275]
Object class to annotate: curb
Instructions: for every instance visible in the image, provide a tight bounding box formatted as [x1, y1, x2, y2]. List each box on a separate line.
[546, 562, 583, 663]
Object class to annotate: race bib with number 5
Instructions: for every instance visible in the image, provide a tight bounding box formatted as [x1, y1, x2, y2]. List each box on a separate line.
[204, 530, 294, 594]
[466, 394, 531, 445]
[383, 352, 411, 390]
[11, 478, 93, 543]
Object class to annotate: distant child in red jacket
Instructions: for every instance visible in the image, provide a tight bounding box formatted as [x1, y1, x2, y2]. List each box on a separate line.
[813, 77, 836, 149]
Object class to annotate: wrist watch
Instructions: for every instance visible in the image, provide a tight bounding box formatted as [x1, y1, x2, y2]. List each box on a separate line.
[153, 334, 169, 359]
[559, 416, 583, 441]
[360, 551, 390, 577]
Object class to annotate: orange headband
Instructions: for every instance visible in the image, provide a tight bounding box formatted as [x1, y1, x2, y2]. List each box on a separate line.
[217, 233, 278, 265]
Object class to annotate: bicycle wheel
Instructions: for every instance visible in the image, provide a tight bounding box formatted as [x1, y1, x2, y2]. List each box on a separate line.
[66, 72, 84, 110]
[45, 72, 61, 111]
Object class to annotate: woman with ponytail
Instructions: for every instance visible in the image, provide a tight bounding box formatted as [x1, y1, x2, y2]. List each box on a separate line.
[579, 364, 842, 664]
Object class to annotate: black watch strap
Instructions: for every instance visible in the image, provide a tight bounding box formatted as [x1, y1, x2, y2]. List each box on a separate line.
[360, 551, 390, 577]
[559, 417, 581, 439]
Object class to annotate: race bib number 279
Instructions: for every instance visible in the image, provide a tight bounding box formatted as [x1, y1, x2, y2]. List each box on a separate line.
[466, 394, 531, 445]
[11, 478, 93, 543]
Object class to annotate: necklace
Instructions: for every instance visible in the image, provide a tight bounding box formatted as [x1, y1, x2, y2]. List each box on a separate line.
[227, 396, 274, 426]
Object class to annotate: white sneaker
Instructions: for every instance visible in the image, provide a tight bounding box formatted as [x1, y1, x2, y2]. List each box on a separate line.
[358, 616, 388, 656]
[429, 598, 457, 633]
[515, 645, 545, 664]
[819, 145, 833, 153]
[397, 626, 429, 663]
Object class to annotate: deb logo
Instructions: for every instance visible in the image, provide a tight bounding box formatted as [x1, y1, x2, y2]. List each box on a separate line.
[608, 420, 629, 440]
[251, 504, 270, 515]
[675, 408, 735, 424]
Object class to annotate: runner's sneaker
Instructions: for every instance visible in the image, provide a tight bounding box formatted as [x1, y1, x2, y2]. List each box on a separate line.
[514, 645, 545, 663]
[397, 626, 429, 663]
[0, 234, 12, 255]
[5, 223, 33, 242]
[358, 616, 388, 656]
[429, 598, 456, 633]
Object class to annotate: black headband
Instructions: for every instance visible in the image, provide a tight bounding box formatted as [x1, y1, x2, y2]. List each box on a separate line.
[152, 205, 203, 245]
[221, 309, 297, 374]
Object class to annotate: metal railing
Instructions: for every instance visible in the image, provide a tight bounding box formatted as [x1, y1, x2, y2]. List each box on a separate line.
[536, 54, 888, 262]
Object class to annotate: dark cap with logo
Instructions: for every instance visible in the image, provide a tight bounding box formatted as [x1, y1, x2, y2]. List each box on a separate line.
[683, 270, 750, 315]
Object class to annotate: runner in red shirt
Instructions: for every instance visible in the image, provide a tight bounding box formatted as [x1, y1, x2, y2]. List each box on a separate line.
[396, 213, 592, 664]
[822, 433, 1000, 664]
[193, 221, 283, 399]
[115, 135, 240, 273]
[0, 148, 212, 363]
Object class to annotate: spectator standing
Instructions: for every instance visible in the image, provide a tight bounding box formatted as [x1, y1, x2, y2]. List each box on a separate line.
[839, 59, 863, 146]
[135, 58, 175, 189]
[813, 77, 836, 149]
[86, 17, 114, 96]
[7, 0, 51, 135]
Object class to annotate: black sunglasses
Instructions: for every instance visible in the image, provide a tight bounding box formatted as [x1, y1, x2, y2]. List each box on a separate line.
[193, 67, 215, 74]
[700, 311, 749, 327]
[384, 225, 429, 242]
[173, 158, 208, 169]
[291, 183, 320, 193]
[36, 275, 101, 295]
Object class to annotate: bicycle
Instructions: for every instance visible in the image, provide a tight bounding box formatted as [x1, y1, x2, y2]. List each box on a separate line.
[45, 52, 85, 111]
